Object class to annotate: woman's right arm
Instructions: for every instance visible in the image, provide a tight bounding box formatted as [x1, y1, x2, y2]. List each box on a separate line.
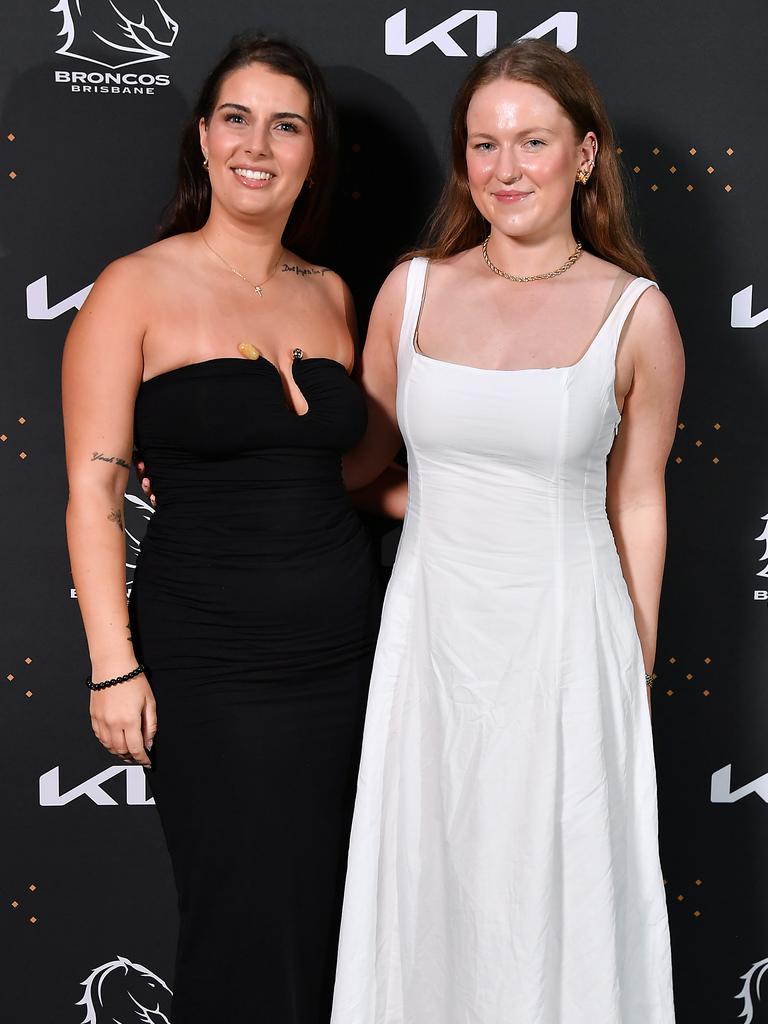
[342, 262, 409, 493]
[62, 258, 155, 766]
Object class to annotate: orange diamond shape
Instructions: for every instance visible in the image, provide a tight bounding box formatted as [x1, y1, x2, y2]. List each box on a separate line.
[703, 689, 711, 696]
[704, 657, 711, 665]
[678, 422, 685, 430]
[19, 451, 27, 460]
[669, 657, 677, 664]
[713, 457, 720, 464]
[724, 184, 733, 192]
[25, 690, 33, 697]
[616, 146, 623, 155]
[675, 456, 683, 464]
[714, 422, 721, 430]
[669, 165, 677, 174]
[695, 440, 702, 447]
[651, 184, 658, 191]
[690, 147, 697, 155]
[707, 166, 715, 174]
[666, 689, 674, 696]
[694, 910, 701, 917]
[726, 147, 734, 156]
[11, 900, 18, 908]
[7, 674, 14, 681]
[8, 171, 17, 180]
[18, 416, 25, 424]
[687, 184, 694, 192]
[0, 434, 6, 442]
[686, 673, 694, 680]
[25, 657, 32, 664]
[28, 884, 36, 892]
[29, 916, 37, 924]
[695, 879, 702, 886]
[677, 895, 684, 902]
[7, 133, 15, 141]
[633, 165, 640, 173]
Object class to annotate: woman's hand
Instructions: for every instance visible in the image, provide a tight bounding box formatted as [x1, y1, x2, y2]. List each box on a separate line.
[135, 460, 156, 507]
[90, 672, 156, 767]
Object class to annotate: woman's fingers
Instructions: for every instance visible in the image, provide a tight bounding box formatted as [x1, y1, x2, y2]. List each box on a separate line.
[142, 697, 157, 751]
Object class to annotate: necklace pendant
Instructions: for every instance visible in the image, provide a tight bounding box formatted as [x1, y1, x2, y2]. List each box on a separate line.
[254, 285, 263, 297]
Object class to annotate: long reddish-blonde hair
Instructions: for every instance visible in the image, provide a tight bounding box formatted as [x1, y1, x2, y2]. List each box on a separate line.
[405, 39, 653, 279]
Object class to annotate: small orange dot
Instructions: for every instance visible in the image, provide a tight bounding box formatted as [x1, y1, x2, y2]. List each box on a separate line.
[616, 146, 623, 155]
[707, 166, 715, 174]
[0, 434, 6, 442]
[724, 184, 733, 192]
[695, 440, 702, 447]
[689, 147, 697, 155]
[651, 184, 658, 191]
[652, 147, 660, 156]
[675, 456, 683, 464]
[677, 895, 684, 902]
[7, 674, 14, 681]
[25, 657, 32, 665]
[695, 879, 702, 886]
[703, 689, 711, 697]
[25, 690, 33, 697]
[7, 132, 15, 141]
[633, 165, 640, 173]
[686, 673, 694, 680]
[8, 171, 17, 180]
[28, 884, 36, 892]
[687, 184, 694, 192]
[726, 147, 734, 156]
[666, 689, 674, 696]
[678, 422, 685, 430]
[669, 657, 677, 664]
[11, 900, 18, 908]
[712, 457, 720, 464]
[18, 416, 25, 425]
[694, 910, 701, 917]
[669, 165, 677, 174]
[19, 451, 27, 460]
[704, 657, 711, 665]
[713, 423, 721, 430]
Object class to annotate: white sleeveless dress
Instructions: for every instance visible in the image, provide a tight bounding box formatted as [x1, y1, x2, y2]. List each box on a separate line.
[331, 258, 675, 1024]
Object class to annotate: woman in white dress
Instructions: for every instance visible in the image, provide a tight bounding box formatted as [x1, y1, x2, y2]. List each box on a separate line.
[334, 40, 683, 1024]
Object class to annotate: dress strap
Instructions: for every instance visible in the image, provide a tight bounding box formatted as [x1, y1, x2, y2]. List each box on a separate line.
[605, 276, 659, 356]
[397, 257, 430, 368]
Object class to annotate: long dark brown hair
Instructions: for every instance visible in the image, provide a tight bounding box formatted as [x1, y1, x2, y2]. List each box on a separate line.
[407, 39, 653, 279]
[158, 33, 337, 260]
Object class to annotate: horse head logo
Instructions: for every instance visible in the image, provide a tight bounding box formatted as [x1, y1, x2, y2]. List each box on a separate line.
[51, 1, 178, 69]
[76, 954, 173, 1023]
[737, 957, 768, 1023]
[124, 491, 154, 586]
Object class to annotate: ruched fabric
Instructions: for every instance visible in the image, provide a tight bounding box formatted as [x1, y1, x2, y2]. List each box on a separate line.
[131, 356, 380, 1024]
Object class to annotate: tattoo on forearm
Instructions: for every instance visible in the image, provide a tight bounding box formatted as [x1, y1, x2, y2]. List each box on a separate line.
[92, 452, 130, 469]
[108, 508, 124, 531]
[282, 263, 329, 278]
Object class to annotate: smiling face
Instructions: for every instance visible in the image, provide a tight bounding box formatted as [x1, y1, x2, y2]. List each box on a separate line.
[199, 62, 314, 226]
[465, 78, 596, 243]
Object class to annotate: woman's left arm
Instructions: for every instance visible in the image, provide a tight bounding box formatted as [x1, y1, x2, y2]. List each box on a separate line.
[606, 287, 685, 707]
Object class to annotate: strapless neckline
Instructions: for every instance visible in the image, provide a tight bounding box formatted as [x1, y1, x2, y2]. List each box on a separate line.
[141, 355, 349, 387]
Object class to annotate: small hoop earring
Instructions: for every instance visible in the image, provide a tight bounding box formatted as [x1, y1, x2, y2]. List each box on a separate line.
[202, 153, 209, 170]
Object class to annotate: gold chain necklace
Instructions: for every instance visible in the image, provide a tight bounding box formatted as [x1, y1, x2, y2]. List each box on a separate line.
[481, 236, 583, 283]
[200, 232, 283, 297]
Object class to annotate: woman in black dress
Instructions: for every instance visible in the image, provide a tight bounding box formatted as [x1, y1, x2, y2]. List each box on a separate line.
[63, 36, 380, 1024]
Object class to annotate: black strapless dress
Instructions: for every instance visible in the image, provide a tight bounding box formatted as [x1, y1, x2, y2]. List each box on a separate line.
[129, 356, 380, 1024]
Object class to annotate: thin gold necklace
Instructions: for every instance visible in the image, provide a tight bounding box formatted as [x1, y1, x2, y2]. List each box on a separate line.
[482, 236, 583, 283]
[200, 232, 283, 297]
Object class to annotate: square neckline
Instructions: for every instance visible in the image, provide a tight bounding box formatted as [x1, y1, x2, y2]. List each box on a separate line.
[411, 259, 640, 375]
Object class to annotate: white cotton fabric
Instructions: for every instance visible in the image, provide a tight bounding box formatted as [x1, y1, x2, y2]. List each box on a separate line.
[331, 258, 675, 1024]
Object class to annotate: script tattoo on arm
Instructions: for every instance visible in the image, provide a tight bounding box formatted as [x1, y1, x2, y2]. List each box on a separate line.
[108, 508, 124, 531]
[92, 451, 131, 469]
[282, 262, 329, 278]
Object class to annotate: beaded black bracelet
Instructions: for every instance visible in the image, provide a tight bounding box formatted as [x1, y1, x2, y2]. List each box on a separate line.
[86, 664, 145, 691]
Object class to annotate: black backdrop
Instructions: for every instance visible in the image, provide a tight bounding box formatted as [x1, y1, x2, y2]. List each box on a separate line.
[2, 2, 768, 1021]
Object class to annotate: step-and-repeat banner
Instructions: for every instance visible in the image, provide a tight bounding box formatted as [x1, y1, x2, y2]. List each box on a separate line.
[2, 2, 767, 1020]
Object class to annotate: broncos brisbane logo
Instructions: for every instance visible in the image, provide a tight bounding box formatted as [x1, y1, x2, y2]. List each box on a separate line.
[51, 0, 178, 69]
[737, 957, 768, 1024]
[77, 955, 173, 1023]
